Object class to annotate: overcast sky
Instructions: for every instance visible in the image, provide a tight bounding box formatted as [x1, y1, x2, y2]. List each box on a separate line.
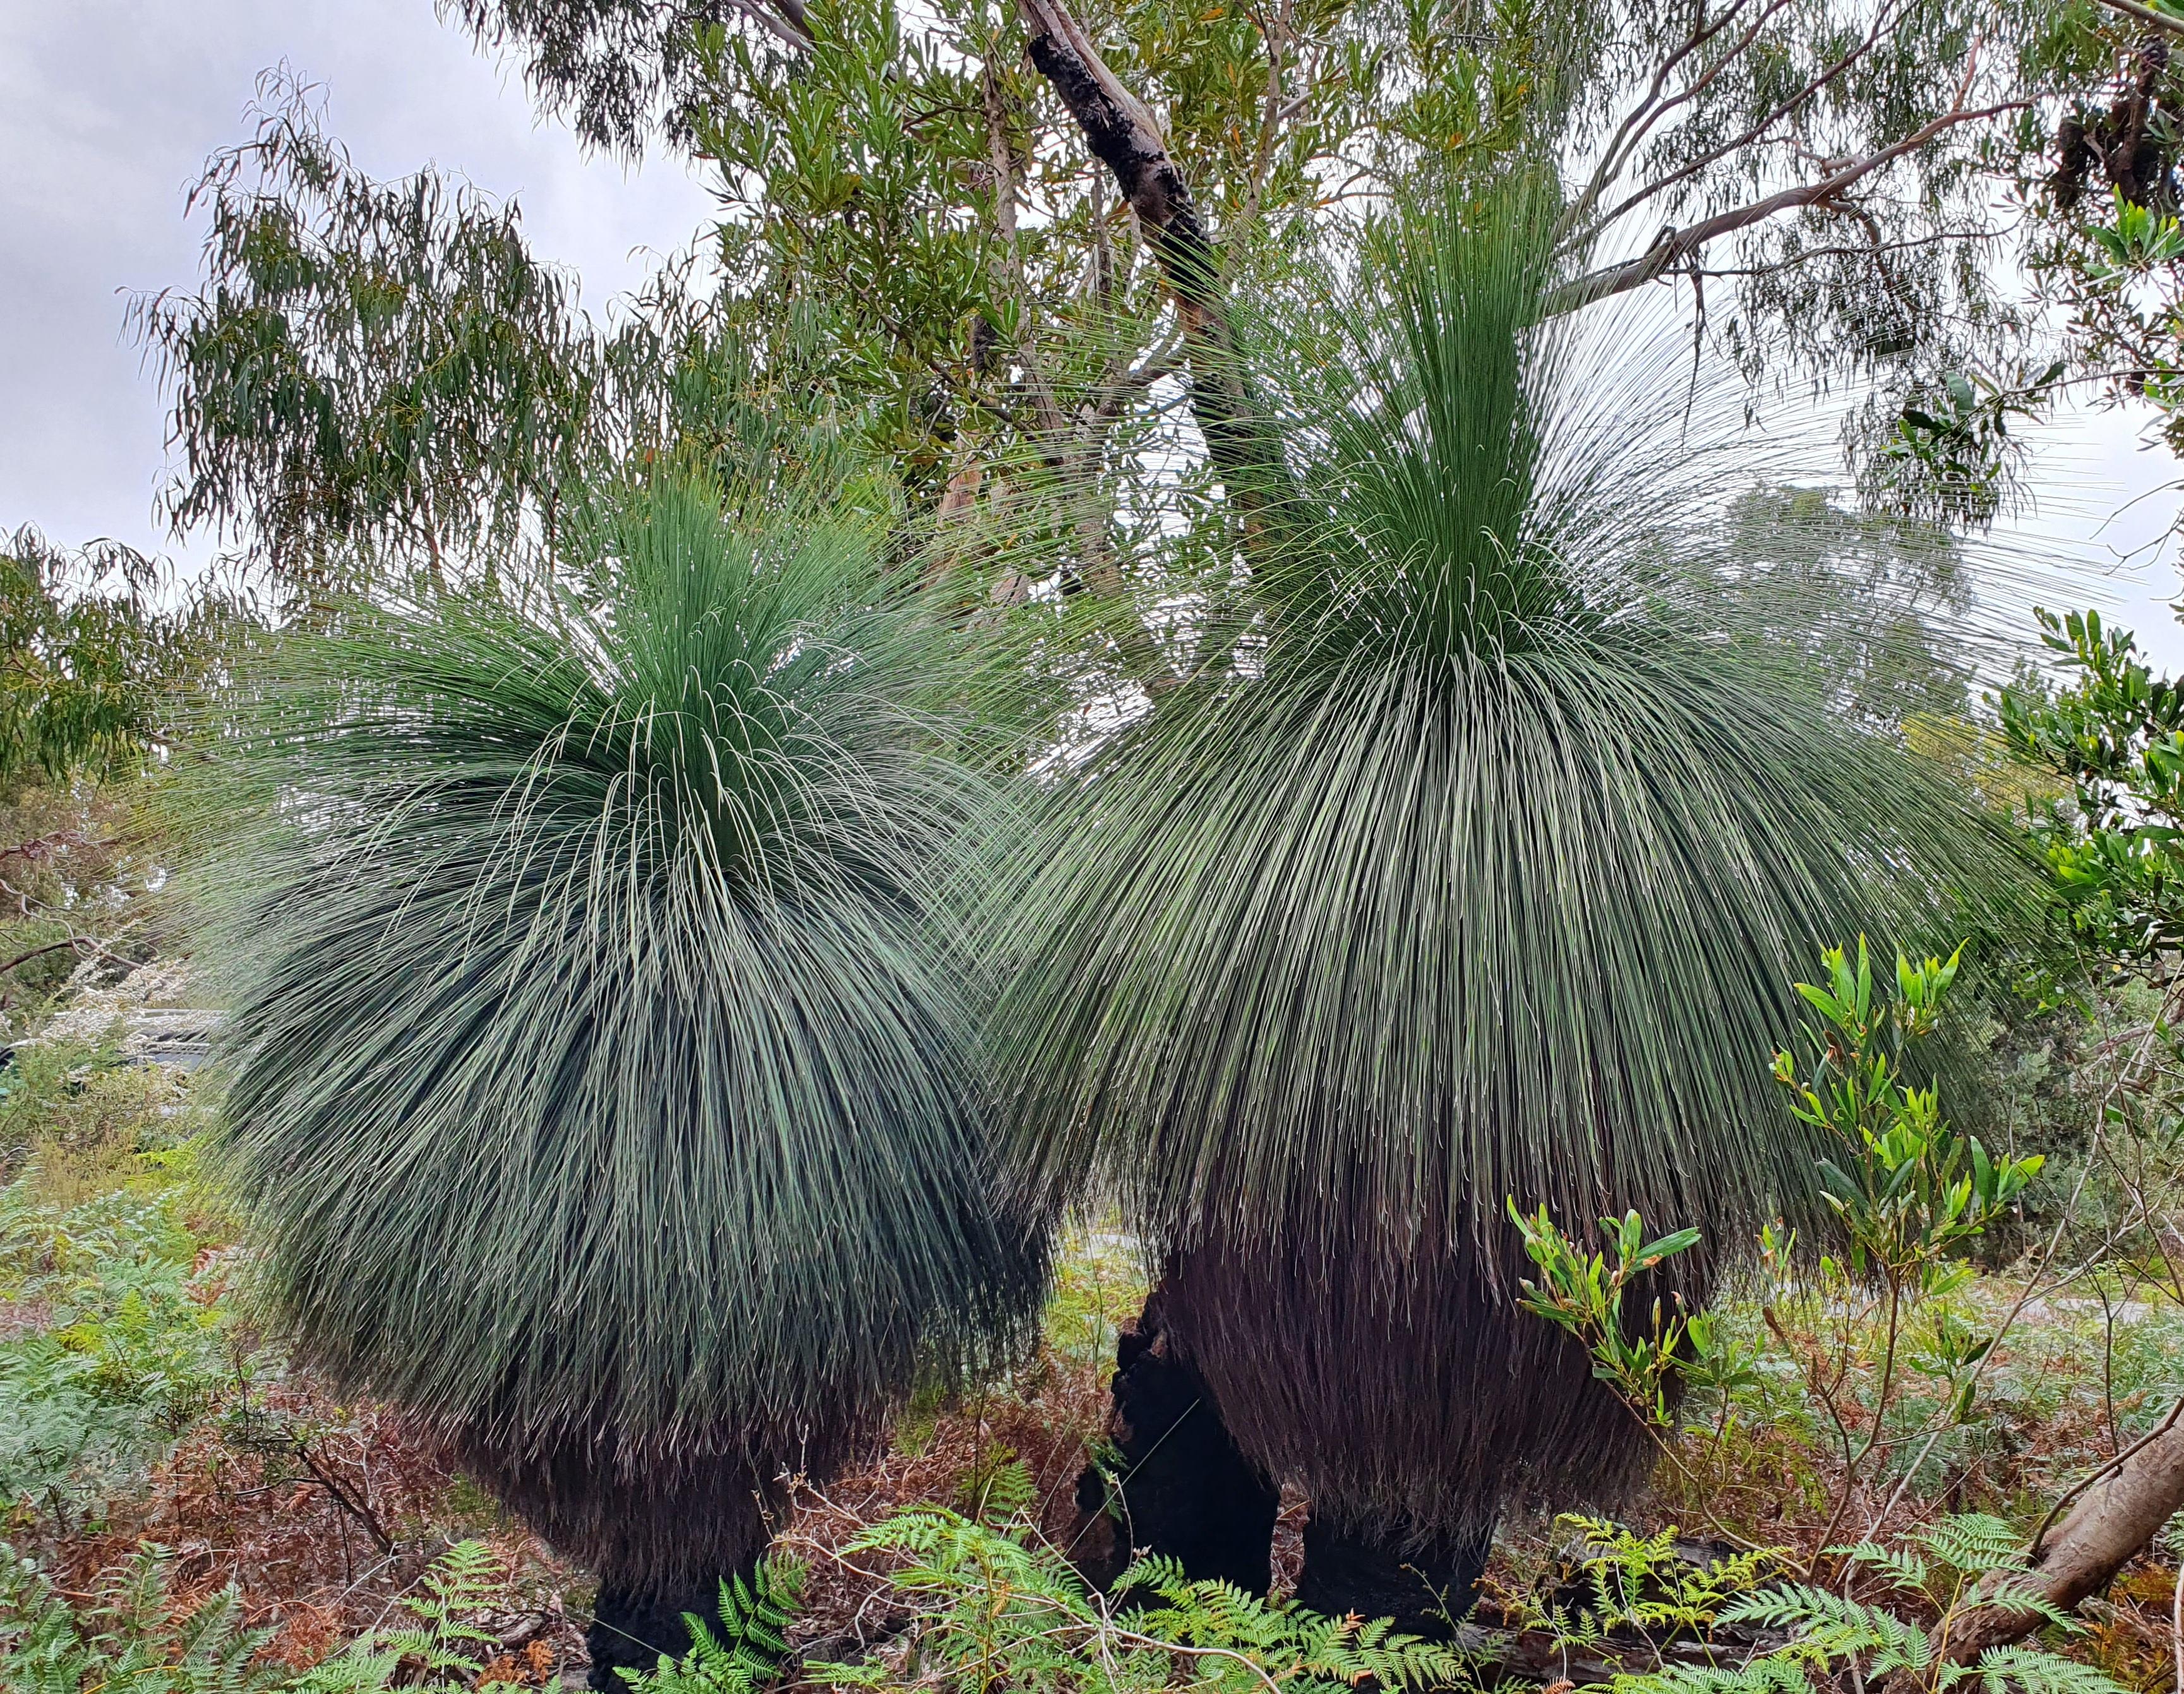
[0, 1, 712, 563]
[6, 1, 2184, 666]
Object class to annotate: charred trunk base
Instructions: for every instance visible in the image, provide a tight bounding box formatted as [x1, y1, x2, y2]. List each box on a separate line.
[1071, 1289, 1280, 1594]
[1070, 1283, 1497, 1629]
[1295, 1513, 1492, 1638]
[588, 1568, 751, 1691]
[453, 1420, 790, 1692]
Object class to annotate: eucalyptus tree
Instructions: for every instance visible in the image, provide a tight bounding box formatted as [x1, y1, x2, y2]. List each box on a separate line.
[198, 477, 1044, 1686]
[981, 188, 2031, 1627]
[0, 527, 248, 793]
[442, 0, 2075, 493]
[134, 75, 596, 598]
[135, 75, 853, 603]
[151, 3, 2120, 659]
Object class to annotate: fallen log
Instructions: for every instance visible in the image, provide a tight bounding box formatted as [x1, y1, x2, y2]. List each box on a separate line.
[1934, 1410, 2184, 1666]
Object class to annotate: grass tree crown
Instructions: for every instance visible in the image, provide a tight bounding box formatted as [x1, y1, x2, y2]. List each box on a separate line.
[981, 187, 2029, 1529]
[201, 478, 1041, 1579]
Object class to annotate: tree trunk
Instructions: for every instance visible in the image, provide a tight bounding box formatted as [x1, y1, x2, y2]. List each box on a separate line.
[1935, 1414, 2184, 1666]
[1012, 0, 1292, 555]
[1296, 1513, 1492, 1638]
[588, 1566, 752, 1691]
[1069, 1286, 1280, 1594]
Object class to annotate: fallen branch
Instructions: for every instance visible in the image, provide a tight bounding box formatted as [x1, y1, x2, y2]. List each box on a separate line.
[2029, 1394, 2184, 1557]
[292, 1438, 399, 1559]
[1935, 1414, 2184, 1666]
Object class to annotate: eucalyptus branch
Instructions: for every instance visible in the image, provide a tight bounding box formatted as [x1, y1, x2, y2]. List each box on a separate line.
[724, 0, 814, 51]
[0, 933, 135, 978]
[1552, 75, 2027, 315]
[2092, 0, 2184, 40]
[1563, 0, 1911, 258]
[1552, 0, 1771, 248]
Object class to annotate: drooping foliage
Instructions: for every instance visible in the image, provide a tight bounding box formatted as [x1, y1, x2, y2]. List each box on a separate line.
[200, 476, 1043, 1585]
[984, 184, 2032, 1537]
[133, 74, 596, 594]
[0, 528, 251, 793]
[135, 75, 863, 602]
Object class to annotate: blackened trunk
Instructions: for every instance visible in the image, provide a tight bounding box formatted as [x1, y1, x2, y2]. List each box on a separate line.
[587, 1565, 750, 1691]
[454, 1420, 789, 1691]
[1295, 1513, 1492, 1638]
[1071, 1287, 1280, 1594]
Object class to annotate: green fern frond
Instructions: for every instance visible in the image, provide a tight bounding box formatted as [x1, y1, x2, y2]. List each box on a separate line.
[817, 1510, 1472, 1693]
[1111, 1552, 1192, 1601]
[1720, 1582, 1923, 1667]
[0, 1542, 285, 1694]
[1918, 1516, 2029, 1577]
[1974, 1643, 2132, 1694]
[1971, 1574, 2084, 1635]
[1614, 1659, 1818, 1694]
[1828, 1542, 1931, 1594]
[954, 1441, 1038, 1527]
[618, 1556, 807, 1693]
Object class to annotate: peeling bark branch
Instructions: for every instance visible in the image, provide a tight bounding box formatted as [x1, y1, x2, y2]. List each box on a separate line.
[1011, 0, 1289, 548]
[2094, 0, 2184, 40]
[728, 0, 814, 50]
[1561, 0, 1905, 259]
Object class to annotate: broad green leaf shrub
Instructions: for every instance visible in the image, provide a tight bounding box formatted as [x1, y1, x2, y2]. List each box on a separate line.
[1999, 609, 2184, 978]
[1505, 939, 2184, 1587]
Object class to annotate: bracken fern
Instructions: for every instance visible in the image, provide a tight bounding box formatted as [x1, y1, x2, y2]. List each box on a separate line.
[808, 1507, 1467, 1693]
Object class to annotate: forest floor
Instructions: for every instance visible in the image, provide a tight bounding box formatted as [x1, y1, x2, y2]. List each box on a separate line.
[3, 1022, 2180, 1691]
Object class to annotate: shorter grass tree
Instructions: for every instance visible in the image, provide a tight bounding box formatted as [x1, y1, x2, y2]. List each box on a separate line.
[198, 476, 1043, 1686]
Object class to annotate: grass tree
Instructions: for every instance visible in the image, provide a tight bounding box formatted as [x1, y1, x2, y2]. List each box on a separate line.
[199, 478, 1043, 1686]
[984, 186, 2029, 1629]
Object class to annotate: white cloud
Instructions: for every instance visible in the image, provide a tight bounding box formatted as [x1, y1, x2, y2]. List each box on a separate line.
[2012, 399, 2184, 671]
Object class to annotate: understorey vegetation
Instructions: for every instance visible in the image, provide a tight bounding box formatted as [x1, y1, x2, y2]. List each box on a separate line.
[4, 927, 2183, 1692]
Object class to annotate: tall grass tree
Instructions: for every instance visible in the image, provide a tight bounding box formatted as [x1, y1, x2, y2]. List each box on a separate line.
[198, 477, 1043, 1685]
[985, 184, 2032, 1628]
